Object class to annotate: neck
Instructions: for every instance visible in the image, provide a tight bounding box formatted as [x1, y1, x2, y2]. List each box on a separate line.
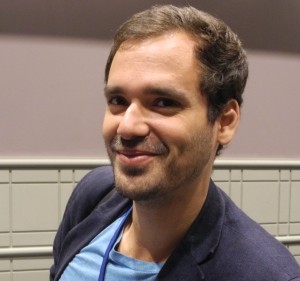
[118, 172, 211, 262]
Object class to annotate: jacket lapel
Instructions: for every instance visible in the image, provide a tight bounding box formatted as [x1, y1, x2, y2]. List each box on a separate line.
[55, 190, 131, 280]
[157, 180, 225, 280]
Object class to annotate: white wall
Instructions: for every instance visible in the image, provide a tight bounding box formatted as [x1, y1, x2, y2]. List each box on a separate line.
[0, 161, 299, 280]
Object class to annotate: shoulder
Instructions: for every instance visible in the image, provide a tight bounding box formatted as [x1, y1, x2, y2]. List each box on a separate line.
[73, 166, 114, 196]
[65, 166, 115, 223]
[217, 187, 300, 280]
[71, 166, 114, 202]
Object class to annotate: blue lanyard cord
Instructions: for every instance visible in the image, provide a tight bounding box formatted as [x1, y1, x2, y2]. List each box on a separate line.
[98, 207, 133, 281]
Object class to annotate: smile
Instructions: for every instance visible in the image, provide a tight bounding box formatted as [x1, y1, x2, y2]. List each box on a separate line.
[116, 150, 158, 166]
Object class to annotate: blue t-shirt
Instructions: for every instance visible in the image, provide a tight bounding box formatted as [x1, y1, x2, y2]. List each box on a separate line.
[59, 211, 164, 281]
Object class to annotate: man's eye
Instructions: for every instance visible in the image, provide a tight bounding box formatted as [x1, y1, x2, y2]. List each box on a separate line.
[154, 98, 179, 107]
[108, 96, 127, 106]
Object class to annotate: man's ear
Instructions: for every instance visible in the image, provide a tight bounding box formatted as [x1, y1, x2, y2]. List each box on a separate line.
[217, 99, 240, 146]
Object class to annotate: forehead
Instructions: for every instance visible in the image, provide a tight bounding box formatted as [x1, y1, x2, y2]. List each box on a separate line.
[118, 31, 196, 59]
[107, 32, 202, 94]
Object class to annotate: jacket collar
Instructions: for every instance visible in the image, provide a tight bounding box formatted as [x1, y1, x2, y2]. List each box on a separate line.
[157, 180, 225, 280]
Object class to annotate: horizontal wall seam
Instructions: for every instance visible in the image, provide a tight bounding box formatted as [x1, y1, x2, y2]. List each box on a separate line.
[0, 158, 299, 169]
[0, 236, 300, 258]
[0, 246, 53, 258]
[276, 236, 300, 244]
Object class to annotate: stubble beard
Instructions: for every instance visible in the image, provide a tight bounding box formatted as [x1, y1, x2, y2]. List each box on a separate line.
[113, 160, 173, 202]
[107, 129, 214, 203]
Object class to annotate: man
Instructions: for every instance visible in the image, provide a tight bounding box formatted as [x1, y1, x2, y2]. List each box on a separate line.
[50, 5, 300, 281]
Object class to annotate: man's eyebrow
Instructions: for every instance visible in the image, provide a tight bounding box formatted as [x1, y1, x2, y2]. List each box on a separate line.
[144, 86, 186, 100]
[104, 85, 187, 100]
[103, 86, 123, 98]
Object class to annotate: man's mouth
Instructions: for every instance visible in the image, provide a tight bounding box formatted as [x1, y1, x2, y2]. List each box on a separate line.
[109, 135, 169, 166]
[117, 149, 157, 157]
[115, 149, 157, 166]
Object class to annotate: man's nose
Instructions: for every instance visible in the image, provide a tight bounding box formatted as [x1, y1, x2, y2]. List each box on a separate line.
[117, 103, 150, 139]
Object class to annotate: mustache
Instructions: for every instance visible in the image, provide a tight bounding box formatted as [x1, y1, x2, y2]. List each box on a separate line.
[110, 135, 169, 155]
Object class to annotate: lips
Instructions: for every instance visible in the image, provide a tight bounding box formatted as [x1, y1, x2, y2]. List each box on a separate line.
[116, 149, 157, 166]
[117, 149, 156, 157]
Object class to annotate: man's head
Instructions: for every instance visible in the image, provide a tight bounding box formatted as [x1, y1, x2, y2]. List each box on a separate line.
[104, 5, 248, 154]
[103, 5, 247, 202]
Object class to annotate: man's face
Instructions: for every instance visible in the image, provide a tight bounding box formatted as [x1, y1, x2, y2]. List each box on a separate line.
[103, 31, 219, 202]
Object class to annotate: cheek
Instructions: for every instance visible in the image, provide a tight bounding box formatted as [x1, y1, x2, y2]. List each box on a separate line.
[156, 118, 213, 153]
[102, 112, 118, 142]
[151, 120, 190, 151]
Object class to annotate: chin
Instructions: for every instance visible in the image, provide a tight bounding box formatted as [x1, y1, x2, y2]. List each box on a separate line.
[113, 168, 166, 201]
[119, 165, 146, 177]
[116, 184, 163, 202]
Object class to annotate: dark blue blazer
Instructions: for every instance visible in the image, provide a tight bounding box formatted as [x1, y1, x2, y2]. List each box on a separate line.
[50, 166, 300, 281]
